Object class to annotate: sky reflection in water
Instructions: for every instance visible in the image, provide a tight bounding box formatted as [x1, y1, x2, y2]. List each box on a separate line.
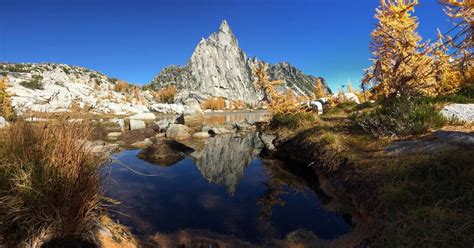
[103, 133, 350, 243]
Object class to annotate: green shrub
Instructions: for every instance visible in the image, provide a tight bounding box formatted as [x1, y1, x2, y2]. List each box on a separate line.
[355, 98, 447, 137]
[457, 84, 474, 99]
[417, 85, 474, 104]
[20, 75, 44, 90]
[272, 112, 316, 129]
[108, 77, 118, 84]
[319, 133, 337, 146]
[3, 64, 30, 73]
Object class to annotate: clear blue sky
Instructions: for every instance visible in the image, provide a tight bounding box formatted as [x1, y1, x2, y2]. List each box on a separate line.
[0, 0, 451, 91]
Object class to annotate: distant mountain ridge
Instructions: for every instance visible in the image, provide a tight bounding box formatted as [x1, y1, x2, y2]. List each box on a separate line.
[147, 20, 331, 104]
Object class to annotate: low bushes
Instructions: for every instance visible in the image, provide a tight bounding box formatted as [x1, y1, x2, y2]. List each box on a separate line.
[0, 120, 106, 245]
[271, 112, 316, 129]
[355, 98, 446, 137]
[20, 75, 44, 90]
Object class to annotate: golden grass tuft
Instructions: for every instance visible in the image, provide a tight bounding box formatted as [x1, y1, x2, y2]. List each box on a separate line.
[201, 97, 226, 110]
[153, 85, 177, 104]
[0, 119, 107, 245]
[113, 80, 130, 93]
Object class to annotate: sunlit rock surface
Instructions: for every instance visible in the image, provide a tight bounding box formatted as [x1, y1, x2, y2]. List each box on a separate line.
[191, 132, 264, 195]
[441, 103, 474, 123]
[149, 20, 331, 104]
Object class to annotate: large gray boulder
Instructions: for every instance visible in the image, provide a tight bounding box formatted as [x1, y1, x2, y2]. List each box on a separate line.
[441, 104, 474, 123]
[166, 124, 191, 140]
[176, 99, 204, 131]
[129, 119, 146, 130]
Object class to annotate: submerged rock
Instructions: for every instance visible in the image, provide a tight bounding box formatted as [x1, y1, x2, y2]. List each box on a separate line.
[138, 139, 194, 166]
[117, 128, 156, 147]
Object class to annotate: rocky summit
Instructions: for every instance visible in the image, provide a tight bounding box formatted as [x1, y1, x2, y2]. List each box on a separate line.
[148, 20, 331, 104]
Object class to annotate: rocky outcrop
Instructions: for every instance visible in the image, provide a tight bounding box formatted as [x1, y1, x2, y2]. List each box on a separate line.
[191, 132, 264, 195]
[0, 63, 160, 115]
[265, 61, 331, 96]
[148, 20, 330, 104]
[441, 103, 474, 123]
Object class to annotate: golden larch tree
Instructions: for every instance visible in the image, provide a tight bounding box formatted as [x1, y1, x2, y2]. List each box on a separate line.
[314, 78, 326, 99]
[440, 0, 473, 48]
[253, 62, 302, 114]
[346, 80, 353, 93]
[432, 30, 463, 94]
[363, 0, 436, 98]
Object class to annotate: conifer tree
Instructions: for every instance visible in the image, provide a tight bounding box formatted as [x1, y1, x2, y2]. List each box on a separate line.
[314, 78, 326, 99]
[432, 30, 463, 94]
[440, 0, 473, 49]
[347, 80, 353, 93]
[363, 0, 436, 98]
[253, 62, 302, 114]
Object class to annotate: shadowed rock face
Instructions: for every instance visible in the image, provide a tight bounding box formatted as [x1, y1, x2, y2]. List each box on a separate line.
[191, 132, 264, 195]
[149, 20, 330, 104]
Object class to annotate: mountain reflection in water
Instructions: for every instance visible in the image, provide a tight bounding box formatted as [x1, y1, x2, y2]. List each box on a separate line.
[102, 132, 350, 243]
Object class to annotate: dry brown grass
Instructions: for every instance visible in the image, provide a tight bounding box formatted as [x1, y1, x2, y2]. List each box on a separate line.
[0, 77, 16, 121]
[153, 85, 176, 104]
[113, 80, 130, 93]
[201, 97, 226, 110]
[0, 120, 107, 245]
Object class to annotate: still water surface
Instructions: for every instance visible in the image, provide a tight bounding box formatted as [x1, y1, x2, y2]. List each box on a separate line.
[103, 131, 350, 243]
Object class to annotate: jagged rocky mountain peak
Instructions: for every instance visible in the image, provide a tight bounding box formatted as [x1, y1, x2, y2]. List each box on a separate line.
[148, 20, 330, 104]
[219, 20, 231, 33]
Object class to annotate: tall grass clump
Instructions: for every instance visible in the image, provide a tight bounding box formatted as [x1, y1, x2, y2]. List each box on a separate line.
[0, 77, 16, 121]
[0, 120, 106, 246]
[201, 97, 226, 110]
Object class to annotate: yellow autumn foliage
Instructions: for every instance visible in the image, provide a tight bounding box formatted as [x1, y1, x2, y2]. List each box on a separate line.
[314, 78, 326, 99]
[0, 77, 16, 121]
[440, 0, 473, 48]
[363, 0, 437, 98]
[201, 97, 226, 110]
[154, 85, 177, 104]
[253, 62, 303, 115]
